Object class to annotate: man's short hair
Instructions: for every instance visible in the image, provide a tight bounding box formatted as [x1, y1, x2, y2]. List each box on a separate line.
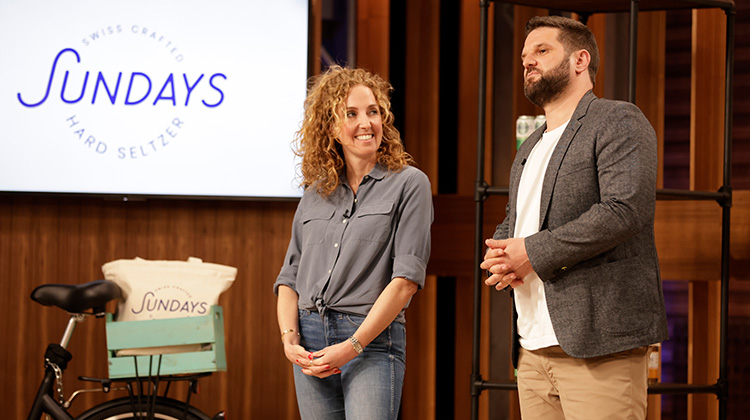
[526, 15, 600, 86]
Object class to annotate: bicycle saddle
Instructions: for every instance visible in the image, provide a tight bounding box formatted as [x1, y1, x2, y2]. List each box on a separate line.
[31, 280, 121, 314]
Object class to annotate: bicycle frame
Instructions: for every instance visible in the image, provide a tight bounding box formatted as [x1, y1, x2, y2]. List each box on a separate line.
[28, 313, 84, 420]
[28, 369, 75, 420]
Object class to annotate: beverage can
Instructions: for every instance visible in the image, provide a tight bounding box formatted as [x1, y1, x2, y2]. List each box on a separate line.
[534, 114, 546, 130]
[516, 115, 535, 150]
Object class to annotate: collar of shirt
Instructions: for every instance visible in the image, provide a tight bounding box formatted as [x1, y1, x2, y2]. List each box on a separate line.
[340, 162, 388, 190]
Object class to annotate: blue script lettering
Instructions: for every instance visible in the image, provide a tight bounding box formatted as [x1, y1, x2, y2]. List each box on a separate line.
[17, 48, 226, 107]
[202, 73, 227, 108]
[153, 74, 176, 106]
[183, 74, 203, 106]
[125, 72, 152, 105]
[92, 72, 123, 104]
[61, 68, 89, 104]
[130, 291, 209, 315]
[17, 48, 80, 107]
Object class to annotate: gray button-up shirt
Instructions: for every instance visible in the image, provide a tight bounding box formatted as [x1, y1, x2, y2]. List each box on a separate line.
[274, 164, 433, 323]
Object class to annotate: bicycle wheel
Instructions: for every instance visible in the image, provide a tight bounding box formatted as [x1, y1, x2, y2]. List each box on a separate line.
[75, 396, 211, 420]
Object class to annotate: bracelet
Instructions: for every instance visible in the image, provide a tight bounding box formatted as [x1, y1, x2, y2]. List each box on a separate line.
[349, 335, 363, 355]
[281, 329, 299, 340]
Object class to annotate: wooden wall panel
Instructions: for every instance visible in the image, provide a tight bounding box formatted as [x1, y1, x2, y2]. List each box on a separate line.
[401, 276, 438, 419]
[398, 9, 440, 418]
[430, 195, 507, 279]
[380, 0, 440, 417]
[655, 192, 749, 284]
[691, 9, 727, 193]
[357, 0, 389, 79]
[655, 200, 722, 281]
[481, 3, 497, 188]
[688, 8, 727, 420]
[456, 0, 482, 196]
[630, 13, 667, 417]
[636, 12, 667, 189]
[585, 13, 607, 98]
[404, 0, 440, 187]
[0, 203, 11, 413]
[453, 274, 478, 419]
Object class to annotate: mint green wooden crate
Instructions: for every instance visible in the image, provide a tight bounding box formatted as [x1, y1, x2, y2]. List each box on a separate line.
[105, 306, 227, 379]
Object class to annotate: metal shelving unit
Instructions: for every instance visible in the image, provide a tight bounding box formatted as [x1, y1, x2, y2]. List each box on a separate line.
[471, 1, 735, 419]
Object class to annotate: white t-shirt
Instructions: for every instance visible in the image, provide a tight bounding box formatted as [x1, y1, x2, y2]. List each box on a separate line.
[513, 121, 568, 350]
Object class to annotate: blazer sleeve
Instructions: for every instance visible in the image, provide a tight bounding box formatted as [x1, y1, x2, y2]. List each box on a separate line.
[493, 206, 511, 240]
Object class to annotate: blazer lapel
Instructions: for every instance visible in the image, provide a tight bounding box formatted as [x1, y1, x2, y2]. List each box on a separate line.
[538, 91, 597, 229]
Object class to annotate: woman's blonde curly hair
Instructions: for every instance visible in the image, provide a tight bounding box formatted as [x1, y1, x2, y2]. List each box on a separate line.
[294, 65, 414, 197]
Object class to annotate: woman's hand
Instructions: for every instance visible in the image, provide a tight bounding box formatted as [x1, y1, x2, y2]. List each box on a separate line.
[277, 286, 320, 372]
[282, 335, 346, 378]
[283, 341, 315, 369]
[301, 340, 358, 378]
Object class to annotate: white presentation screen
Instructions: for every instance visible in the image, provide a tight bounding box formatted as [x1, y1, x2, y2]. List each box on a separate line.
[0, 0, 308, 198]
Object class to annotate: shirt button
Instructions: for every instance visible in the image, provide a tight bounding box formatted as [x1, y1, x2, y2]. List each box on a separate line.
[334, 243, 339, 248]
[354, 198, 358, 203]
[328, 269, 332, 274]
[342, 219, 348, 224]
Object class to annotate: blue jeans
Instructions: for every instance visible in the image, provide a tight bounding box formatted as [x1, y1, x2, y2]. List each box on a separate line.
[293, 309, 406, 420]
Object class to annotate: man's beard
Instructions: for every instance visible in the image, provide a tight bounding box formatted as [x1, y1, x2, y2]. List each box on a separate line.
[523, 56, 571, 108]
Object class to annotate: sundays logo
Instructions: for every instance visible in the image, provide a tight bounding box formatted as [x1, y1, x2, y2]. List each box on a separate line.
[16, 24, 227, 160]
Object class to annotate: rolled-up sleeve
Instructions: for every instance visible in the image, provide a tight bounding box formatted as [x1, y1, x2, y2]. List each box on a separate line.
[392, 170, 433, 289]
[273, 200, 304, 295]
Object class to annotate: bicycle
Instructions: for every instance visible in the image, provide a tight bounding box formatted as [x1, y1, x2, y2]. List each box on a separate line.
[28, 279, 225, 420]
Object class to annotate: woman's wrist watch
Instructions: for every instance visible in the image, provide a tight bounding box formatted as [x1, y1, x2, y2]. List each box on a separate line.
[348, 335, 363, 355]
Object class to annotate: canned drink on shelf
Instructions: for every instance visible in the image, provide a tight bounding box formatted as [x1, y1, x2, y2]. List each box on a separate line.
[516, 115, 535, 150]
[534, 114, 546, 130]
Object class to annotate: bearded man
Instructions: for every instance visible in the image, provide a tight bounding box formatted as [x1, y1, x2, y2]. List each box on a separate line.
[481, 15, 668, 420]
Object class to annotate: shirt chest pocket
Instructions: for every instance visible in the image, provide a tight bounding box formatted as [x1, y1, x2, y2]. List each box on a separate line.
[350, 202, 394, 243]
[301, 206, 335, 246]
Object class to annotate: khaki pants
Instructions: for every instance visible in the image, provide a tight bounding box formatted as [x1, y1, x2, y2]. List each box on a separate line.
[517, 345, 649, 420]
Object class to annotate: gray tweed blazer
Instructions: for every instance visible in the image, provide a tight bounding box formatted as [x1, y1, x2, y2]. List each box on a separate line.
[494, 90, 669, 362]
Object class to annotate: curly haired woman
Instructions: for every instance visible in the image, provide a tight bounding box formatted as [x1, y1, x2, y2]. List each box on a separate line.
[274, 66, 433, 420]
